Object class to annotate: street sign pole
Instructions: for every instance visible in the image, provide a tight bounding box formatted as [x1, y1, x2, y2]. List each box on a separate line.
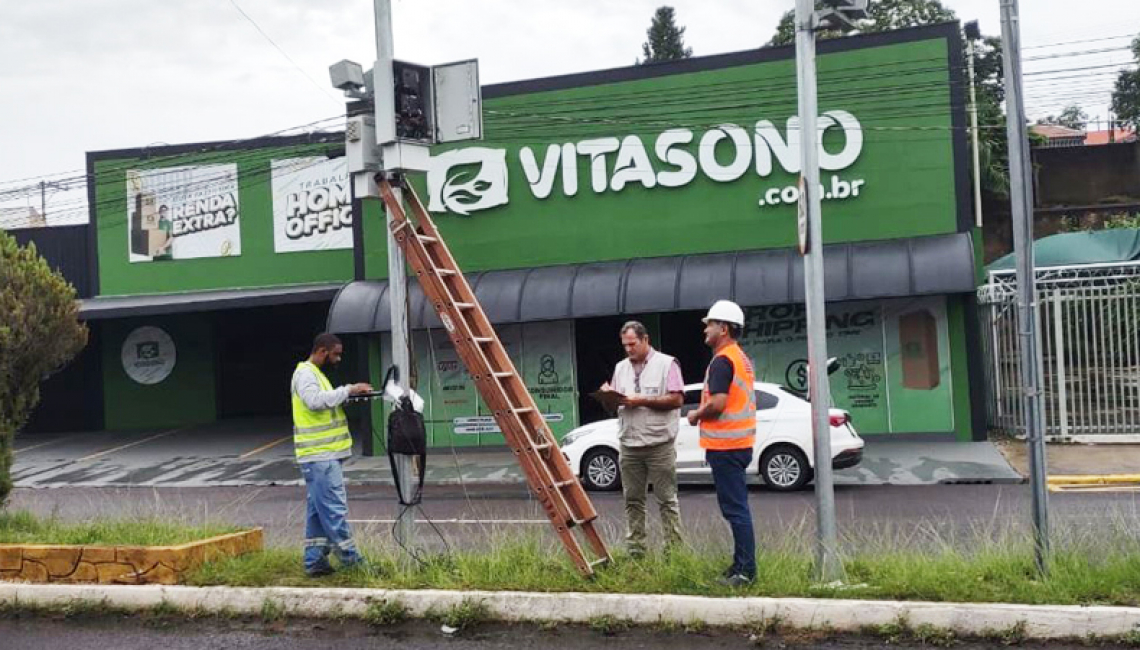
[794, 0, 841, 583]
[999, 0, 1050, 575]
[372, 0, 416, 551]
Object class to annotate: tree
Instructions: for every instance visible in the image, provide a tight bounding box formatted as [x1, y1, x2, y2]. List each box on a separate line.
[766, 1, 1013, 197]
[0, 231, 87, 504]
[1111, 36, 1140, 132]
[968, 34, 1011, 196]
[768, 0, 957, 47]
[638, 6, 693, 64]
[1038, 104, 1089, 131]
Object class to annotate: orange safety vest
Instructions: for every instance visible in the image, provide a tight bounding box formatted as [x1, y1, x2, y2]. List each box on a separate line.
[699, 342, 757, 450]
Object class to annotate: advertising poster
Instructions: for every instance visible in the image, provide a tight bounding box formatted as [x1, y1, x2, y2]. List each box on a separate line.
[739, 297, 953, 434]
[423, 328, 478, 437]
[519, 320, 577, 438]
[126, 165, 241, 263]
[381, 320, 578, 446]
[271, 157, 353, 253]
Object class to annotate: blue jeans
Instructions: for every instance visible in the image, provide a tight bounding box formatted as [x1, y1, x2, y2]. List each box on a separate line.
[706, 448, 756, 578]
[300, 459, 362, 573]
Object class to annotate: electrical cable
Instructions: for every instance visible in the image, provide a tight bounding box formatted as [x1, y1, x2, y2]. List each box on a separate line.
[5, 37, 1137, 229]
[381, 286, 455, 568]
[225, 0, 341, 106]
[2, 37, 1130, 196]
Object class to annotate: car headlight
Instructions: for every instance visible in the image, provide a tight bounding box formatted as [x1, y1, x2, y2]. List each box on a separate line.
[561, 428, 591, 446]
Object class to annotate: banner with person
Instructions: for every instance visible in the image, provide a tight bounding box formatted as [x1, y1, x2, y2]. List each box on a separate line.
[126, 165, 241, 263]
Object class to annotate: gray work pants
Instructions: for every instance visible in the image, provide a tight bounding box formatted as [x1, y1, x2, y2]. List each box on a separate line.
[620, 441, 683, 556]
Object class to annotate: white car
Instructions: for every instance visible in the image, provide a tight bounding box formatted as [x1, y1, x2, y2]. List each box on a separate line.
[561, 382, 864, 492]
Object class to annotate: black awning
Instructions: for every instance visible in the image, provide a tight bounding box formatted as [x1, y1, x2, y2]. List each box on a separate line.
[78, 283, 343, 320]
[327, 232, 977, 334]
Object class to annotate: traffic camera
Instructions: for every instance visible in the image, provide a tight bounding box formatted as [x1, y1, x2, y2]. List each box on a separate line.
[817, 0, 870, 31]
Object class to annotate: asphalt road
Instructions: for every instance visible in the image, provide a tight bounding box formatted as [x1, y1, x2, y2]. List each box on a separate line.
[0, 615, 1132, 650]
[9, 482, 1140, 551]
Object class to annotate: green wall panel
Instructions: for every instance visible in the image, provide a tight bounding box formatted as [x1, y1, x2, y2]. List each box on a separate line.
[102, 315, 216, 430]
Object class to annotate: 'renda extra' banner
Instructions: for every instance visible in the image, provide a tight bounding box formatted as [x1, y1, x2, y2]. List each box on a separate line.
[271, 157, 352, 253]
[126, 165, 241, 263]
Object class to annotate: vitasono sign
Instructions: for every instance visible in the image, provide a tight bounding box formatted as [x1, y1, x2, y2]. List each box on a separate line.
[427, 111, 865, 215]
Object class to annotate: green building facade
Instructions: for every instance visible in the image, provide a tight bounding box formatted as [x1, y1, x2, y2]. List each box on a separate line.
[78, 23, 985, 452]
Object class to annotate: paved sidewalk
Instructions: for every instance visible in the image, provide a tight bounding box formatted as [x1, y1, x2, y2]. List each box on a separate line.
[13, 421, 1021, 488]
[995, 439, 1140, 477]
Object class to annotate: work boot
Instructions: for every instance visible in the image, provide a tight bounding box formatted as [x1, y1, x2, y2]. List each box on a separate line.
[717, 573, 754, 588]
[305, 562, 335, 578]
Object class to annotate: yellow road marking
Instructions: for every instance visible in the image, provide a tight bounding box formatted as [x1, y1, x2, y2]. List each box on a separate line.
[75, 429, 181, 463]
[14, 435, 76, 454]
[1047, 474, 1140, 485]
[1049, 484, 1140, 493]
[239, 435, 292, 460]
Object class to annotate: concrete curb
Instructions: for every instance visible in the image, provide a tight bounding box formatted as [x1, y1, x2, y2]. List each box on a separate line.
[2, 583, 1139, 639]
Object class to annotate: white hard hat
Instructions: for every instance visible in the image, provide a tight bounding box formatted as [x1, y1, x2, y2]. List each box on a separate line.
[702, 300, 745, 327]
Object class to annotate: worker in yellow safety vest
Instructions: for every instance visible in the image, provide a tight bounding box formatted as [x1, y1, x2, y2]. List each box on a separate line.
[686, 300, 757, 587]
[291, 332, 372, 577]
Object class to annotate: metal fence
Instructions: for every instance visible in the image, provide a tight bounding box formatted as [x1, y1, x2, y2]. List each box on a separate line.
[979, 261, 1140, 442]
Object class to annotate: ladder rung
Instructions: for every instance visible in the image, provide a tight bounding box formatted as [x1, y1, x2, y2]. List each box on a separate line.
[493, 371, 514, 378]
[434, 268, 456, 276]
[473, 337, 493, 344]
[417, 234, 438, 243]
[589, 558, 609, 568]
[513, 407, 534, 414]
[530, 442, 552, 451]
[554, 479, 577, 488]
[455, 302, 475, 309]
[572, 513, 593, 526]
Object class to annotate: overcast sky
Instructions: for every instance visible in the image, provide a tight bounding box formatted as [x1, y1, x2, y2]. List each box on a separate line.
[1, 0, 1137, 227]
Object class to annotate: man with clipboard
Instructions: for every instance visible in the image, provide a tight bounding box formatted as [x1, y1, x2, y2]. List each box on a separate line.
[597, 321, 685, 558]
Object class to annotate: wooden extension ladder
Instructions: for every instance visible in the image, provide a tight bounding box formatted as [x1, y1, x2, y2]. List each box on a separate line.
[377, 176, 611, 577]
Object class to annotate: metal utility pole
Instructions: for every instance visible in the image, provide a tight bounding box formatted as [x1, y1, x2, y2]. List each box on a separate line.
[372, 0, 417, 550]
[794, 0, 840, 583]
[965, 22, 984, 229]
[37, 180, 63, 226]
[999, 0, 1050, 575]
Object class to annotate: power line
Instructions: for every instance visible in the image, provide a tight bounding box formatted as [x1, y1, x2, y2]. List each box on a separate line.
[226, 0, 340, 106]
[4, 33, 1137, 210]
[1023, 33, 1137, 50]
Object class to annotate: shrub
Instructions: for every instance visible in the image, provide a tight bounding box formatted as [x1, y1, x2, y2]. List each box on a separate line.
[0, 231, 87, 504]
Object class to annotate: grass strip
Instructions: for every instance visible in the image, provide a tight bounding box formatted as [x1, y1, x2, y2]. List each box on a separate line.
[0, 510, 240, 546]
[186, 534, 1140, 607]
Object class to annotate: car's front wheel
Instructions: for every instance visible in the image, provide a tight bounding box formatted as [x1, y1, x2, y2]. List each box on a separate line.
[581, 448, 621, 491]
[759, 445, 811, 491]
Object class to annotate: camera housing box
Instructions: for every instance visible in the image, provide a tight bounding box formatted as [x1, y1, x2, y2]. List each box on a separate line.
[375, 59, 482, 147]
[329, 60, 366, 92]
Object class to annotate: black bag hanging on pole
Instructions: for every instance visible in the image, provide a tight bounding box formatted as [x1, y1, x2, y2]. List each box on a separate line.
[384, 365, 427, 505]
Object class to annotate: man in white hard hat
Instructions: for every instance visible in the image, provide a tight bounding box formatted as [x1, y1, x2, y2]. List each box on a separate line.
[686, 300, 758, 586]
[602, 320, 685, 558]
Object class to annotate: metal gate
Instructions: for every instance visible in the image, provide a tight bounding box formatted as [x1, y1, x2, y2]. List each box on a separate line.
[979, 262, 1140, 442]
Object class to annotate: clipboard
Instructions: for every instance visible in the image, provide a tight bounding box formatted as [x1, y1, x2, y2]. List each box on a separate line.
[589, 388, 626, 415]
